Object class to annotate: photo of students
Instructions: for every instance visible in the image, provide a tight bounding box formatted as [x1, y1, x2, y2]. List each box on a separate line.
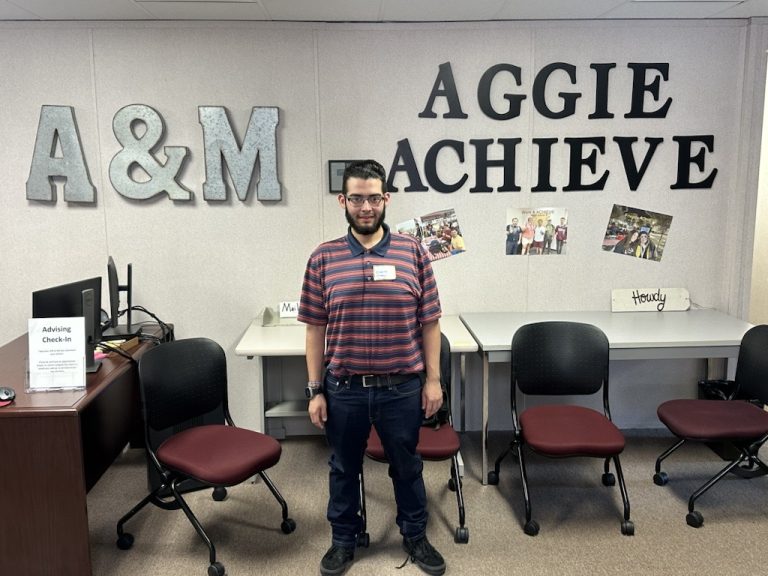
[602, 204, 672, 262]
[396, 208, 467, 261]
[505, 207, 569, 256]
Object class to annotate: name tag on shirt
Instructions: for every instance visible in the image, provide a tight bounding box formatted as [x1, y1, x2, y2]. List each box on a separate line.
[372, 265, 396, 281]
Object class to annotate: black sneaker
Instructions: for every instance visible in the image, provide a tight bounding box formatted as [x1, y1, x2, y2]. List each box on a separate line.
[320, 544, 355, 576]
[402, 536, 446, 576]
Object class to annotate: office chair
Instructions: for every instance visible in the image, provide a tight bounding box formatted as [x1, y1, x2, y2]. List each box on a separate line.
[653, 324, 768, 528]
[115, 338, 296, 576]
[488, 321, 634, 536]
[358, 333, 468, 545]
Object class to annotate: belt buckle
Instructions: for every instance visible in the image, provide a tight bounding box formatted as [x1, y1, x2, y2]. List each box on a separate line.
[362, 375, 377, 387]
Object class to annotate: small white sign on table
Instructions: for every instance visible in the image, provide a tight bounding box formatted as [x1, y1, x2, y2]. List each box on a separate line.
[27, 317, 86, 391]
[611, 288, 690, 312]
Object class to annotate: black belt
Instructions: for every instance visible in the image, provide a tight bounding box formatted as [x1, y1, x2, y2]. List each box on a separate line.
[336, 373, 421, 388]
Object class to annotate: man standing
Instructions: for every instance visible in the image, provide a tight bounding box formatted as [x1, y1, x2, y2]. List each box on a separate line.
[506, 219, 522, 255]
[555, 217, 568, 254]
[298, 159, 445, 576]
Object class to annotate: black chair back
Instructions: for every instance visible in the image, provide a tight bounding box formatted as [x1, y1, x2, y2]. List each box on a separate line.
[139, 337, 228, 439]
[512, 321, 609, 396]
[734, 324, 768, 404]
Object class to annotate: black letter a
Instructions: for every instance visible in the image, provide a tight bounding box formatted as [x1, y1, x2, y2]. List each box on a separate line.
[419, 62, 468, 119]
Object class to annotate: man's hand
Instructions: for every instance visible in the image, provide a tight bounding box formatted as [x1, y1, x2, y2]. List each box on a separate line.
[422, 378, 443, 419]
[308, 394, 328, 429]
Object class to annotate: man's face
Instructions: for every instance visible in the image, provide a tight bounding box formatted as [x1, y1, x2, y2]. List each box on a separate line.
[512, 218, 518, 226]
[340, 177, 389, 236]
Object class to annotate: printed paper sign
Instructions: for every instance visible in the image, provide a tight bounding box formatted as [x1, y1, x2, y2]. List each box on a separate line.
[279, 301, 299, 318]
[27, 317, 86, 391]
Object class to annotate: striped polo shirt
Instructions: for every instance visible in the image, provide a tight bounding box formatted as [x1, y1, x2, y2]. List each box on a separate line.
[298, 223, 441, 376]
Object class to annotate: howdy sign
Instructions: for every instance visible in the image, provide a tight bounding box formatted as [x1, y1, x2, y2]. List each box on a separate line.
[611, 288, 691, 312]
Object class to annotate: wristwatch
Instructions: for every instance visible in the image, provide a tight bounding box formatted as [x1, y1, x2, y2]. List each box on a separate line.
[305, 382, 323, 399]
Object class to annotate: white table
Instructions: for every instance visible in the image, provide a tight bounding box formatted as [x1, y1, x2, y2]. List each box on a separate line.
[458, 309, 754, 485]
[235, 314, 477, 435]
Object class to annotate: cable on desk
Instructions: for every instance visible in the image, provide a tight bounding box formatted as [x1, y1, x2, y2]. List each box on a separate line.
[119, 306, 174, 342]
[98, 341, 139, 365]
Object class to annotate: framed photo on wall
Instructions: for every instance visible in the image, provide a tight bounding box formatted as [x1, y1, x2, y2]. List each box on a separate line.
[328, 160, 359, 193]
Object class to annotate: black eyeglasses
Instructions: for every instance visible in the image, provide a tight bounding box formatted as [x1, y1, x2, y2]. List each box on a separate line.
[345, 194, 384, 207]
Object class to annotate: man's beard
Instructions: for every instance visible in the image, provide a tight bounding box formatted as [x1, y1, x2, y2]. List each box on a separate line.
[345, 205, 386, 236]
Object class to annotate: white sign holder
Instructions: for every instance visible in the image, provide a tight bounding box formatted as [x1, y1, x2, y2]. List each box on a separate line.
[27, 317, 86, 392]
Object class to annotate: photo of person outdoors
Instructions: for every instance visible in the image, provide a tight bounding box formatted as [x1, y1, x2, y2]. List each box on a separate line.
[602, 204, 672, 262]
[396, 208, 466, 261]
[505, 208, 569, 255]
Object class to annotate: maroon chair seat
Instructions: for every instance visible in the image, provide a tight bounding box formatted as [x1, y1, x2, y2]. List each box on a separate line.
[521, 405, 625, 457]
[366, 424, 461, 461]
[158, 424, 282, 486]
[658, 399, 768, 441]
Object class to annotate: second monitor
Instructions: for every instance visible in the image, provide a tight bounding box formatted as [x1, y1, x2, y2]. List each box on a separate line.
[101, 256, 142, 341]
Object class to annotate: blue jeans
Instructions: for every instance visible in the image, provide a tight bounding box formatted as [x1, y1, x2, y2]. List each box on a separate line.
[324, 372, 427, 548]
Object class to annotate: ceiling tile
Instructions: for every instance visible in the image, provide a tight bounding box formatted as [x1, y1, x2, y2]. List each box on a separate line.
[602, 1, 744, 18]
[494, 0, 628, 20]
[0, 0, 39, 19]
[138, 1, 269, 20]
[12, 0, 150, 19]
[260, 0, 381, 21]
[380, 0, 507, 21]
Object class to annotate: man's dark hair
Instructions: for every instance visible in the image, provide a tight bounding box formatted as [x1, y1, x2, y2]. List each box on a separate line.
[342, 159, 387, 194]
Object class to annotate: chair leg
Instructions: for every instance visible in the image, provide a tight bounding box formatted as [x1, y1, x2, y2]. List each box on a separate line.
[169, 478, 218, 566]
[686, 450, 752, 528]
[258, 471, 297, 534]
[612, 455, 634, 536]
[357, 469, 370, 547]
[653, 438, 686, 485]
[450, 454, 469, 544]
[488, 440, 516, 485]
[116, 485, 166, 549]
[515, 443, 539, 536]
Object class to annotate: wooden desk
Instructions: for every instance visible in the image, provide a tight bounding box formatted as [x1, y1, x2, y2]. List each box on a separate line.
[235, 314, 477, 434]
[0, 332, 158, 576]
[459, 309, 754, 485]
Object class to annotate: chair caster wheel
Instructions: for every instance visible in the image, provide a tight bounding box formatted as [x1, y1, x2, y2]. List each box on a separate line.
[448, 477, 457, 492]
[523, 520, 539, 536]
[281, 518, 297, 534]
[357, 532, 370, 548]
[621, 520, 635, 536]
[208, 561, 225, 576]
[454, 526, 469, 544]
[487, 471, 499, 485]
[116, 533, 134, 550]
[686, 511, 704, 528]
[212, 487, 227, 501]
[653, 472, 669, 486]
[602, 472, 616, 486]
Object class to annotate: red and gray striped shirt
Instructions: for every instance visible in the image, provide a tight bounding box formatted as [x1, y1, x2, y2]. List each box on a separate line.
[298, 224, 441, 376]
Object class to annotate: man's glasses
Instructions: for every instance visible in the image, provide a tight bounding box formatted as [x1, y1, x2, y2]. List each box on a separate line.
[345, 194, 384, 207]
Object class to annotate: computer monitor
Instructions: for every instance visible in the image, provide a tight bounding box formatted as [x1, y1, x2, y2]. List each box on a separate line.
[102, 256, 141, 341]
[32, 276, 102, 373]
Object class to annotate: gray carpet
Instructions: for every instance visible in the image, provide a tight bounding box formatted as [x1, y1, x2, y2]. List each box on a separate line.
[87, 432, 768, 576]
